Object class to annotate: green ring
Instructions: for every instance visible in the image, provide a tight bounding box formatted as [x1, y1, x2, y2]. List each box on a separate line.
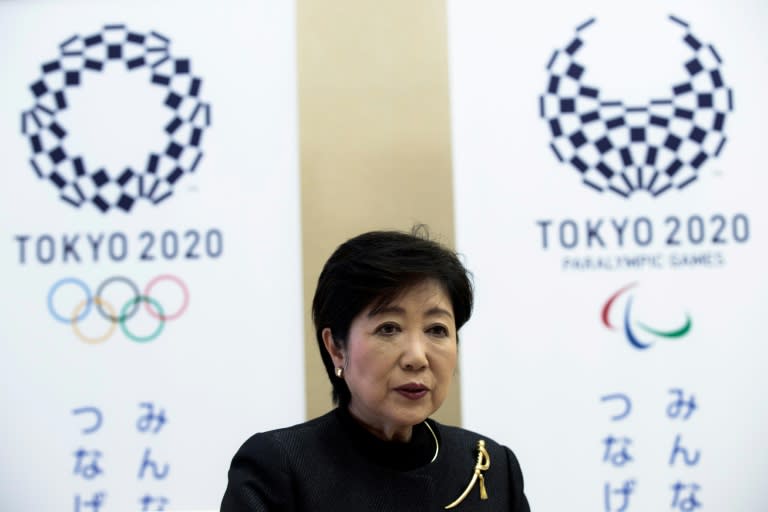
[120, 296, 165, 343]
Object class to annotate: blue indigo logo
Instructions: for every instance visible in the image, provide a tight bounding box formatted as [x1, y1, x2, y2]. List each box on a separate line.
[21, 24, 211, 213]
[539, 15, 733, 198]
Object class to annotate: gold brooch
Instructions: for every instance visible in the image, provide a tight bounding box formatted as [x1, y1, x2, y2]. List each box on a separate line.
[445, 439, 490, 509]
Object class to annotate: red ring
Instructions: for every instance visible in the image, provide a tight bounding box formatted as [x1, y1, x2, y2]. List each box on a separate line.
[143, 274, 189, 321]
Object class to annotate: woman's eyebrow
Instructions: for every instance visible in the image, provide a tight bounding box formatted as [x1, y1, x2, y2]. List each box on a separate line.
[368, 305, 405, 317]
[425, 307, 454, 320]
[368, 305, 454, 320]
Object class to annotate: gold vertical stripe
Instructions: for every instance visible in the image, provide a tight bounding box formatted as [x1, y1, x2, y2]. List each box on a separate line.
[298, 0, 460, 425]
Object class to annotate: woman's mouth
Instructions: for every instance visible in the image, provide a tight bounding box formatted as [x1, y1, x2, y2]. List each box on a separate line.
[395, 384, 429, 400]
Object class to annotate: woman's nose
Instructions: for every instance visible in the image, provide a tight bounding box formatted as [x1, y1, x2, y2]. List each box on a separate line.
[401, 333, 429, 370]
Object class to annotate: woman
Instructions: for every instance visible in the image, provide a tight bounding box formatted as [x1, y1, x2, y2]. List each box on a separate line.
[221, 229, 530, 511]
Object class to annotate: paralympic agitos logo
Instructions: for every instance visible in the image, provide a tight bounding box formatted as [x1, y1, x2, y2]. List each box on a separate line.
[539, 15, 733, 197]
[47, 274, 189, 343]
[21, 24, 211, 213]
[601, 282, 692, 350]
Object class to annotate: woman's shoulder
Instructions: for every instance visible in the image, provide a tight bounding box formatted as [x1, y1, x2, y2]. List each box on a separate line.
[222, 410, 343, 510]
[234, 410, 339, 456]
[432, 421, 525, 472]
[434, 421, 506, 450]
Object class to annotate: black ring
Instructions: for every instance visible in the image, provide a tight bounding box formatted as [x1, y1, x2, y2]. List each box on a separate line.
[95, 276, 141, 323]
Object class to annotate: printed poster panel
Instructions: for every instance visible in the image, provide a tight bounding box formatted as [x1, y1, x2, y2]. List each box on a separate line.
[448, 1, 768, 510]
[0, 1, 302, 510]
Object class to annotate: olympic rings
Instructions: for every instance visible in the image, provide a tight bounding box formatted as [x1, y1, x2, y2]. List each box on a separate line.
[47, 275, 189, 343]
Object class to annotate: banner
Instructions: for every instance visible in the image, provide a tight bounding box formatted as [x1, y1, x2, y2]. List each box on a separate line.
[0, 1, 302, 510]
[448, 1, 768, 510]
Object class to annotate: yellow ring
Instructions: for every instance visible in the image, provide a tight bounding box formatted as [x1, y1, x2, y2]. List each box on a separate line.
[71, 297, 117, 344]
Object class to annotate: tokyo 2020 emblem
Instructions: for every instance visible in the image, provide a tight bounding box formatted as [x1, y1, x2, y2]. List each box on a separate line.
[21, 24, 211, 213]
[539, 15, 733, 198]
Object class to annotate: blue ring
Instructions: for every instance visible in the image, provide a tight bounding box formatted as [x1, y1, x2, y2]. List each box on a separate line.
[48, 278, 92, 324]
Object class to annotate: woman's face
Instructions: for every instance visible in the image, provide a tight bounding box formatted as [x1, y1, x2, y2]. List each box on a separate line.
[324, 279, 458, 441]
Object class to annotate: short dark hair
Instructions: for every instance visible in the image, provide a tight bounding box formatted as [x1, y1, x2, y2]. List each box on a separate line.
[312, 227, 474, 406]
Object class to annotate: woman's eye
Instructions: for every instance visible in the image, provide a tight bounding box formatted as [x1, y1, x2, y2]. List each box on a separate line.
[426, 325, 449, 337]
[375, 323, 400, 336]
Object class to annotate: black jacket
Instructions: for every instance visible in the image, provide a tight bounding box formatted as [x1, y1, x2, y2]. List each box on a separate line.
[221, 408, 530, 511]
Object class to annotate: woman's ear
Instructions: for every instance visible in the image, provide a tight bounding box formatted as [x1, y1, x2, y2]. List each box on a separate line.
[322, 327, 345, 368]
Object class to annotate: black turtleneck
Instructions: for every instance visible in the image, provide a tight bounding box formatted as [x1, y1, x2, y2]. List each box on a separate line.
[334, 406, 439, 471]
[222, 408, 531, 511]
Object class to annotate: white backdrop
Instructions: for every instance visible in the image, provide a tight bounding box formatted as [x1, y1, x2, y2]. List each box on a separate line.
[0, 1, 302, 510]
[449, 0, 768, 510]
